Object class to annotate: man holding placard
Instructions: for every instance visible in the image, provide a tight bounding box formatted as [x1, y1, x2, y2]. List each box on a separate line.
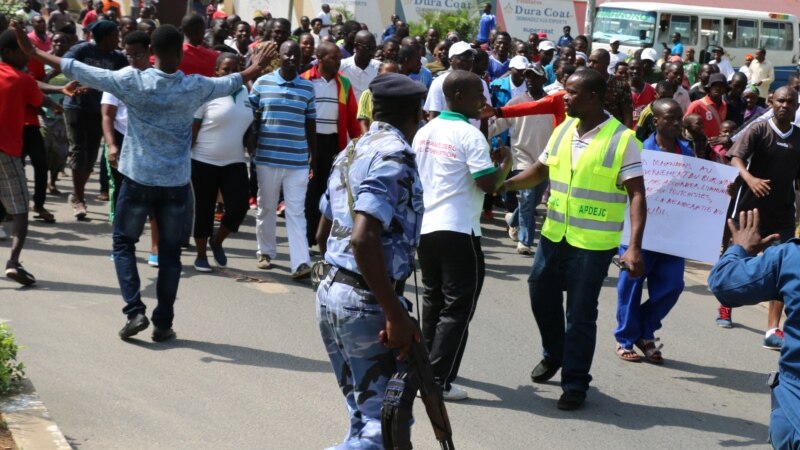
[717, 86, 800, 348]
[614, 98, 693, 364]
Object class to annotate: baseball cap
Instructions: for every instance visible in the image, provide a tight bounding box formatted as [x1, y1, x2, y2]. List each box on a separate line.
[449, 41, 476, 58]
[538, 40, 555, 52]
[706, 73, 728, 89]
[537, 32, 548, 39]
[523, 62, 545, 77]
[575, 51, 587, 62]
[252, 10, 263, 19]
[509, 55, 529, 70]
[610, 37, 621, 45]
[640, 47, 658, 62]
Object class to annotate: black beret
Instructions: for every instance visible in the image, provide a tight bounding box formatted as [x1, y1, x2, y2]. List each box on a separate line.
[89, 20, 118, 42]
[369, 73, 427, 102]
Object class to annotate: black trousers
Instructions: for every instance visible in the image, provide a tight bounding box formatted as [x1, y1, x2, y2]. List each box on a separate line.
[418, 230, 485, 390]
[190, 159, 249, 238]
[305, 133, 339, 245]
[22, 125, 48, 208]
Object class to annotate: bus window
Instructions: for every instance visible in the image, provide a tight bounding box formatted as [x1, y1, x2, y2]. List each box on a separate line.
[669, 15, 697, 45]
[593, 7, 657, 46]
[736, 19, 757, 48]
[723, 18, 736, 46]
[700, 18, 721, 47]
[760, 21, 793, 50]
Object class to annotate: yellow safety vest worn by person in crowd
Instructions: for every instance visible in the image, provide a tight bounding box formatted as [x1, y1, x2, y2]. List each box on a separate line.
[541, 117, 639, 251]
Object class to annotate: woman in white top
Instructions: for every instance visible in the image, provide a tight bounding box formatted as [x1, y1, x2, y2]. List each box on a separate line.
[190, 53, 254, 272]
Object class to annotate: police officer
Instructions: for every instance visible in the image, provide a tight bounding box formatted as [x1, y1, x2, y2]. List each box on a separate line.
[502, 69, 647, 410]
[709, 209, 800, 448]
[315, 73, 427, 449]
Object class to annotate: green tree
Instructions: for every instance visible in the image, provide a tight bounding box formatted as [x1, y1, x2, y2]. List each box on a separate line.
[408, 9, 479, 43]
[0, 0, 26, 17]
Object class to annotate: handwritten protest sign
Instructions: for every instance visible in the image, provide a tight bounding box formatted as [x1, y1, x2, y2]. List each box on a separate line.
[622, 151, 738, 263]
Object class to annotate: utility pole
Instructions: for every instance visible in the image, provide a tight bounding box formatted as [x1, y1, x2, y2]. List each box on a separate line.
[584, 0, 596, 52]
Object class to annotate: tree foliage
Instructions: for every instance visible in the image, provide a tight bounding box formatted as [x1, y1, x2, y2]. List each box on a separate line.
[408, 9, 479, 43]
[0, 324, 24, 396]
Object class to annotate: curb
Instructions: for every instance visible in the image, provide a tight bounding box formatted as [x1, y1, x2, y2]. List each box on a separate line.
[0, 379, 71, 450]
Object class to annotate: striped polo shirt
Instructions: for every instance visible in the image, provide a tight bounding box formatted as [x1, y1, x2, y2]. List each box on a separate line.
[249, 70, 317, 168]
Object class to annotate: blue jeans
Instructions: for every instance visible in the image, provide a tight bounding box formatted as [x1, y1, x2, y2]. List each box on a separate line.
[113, 177, 191, 329]
[528, 237, 615, 392]
[615, 246, 685, 349]
[507, 179, 548, 247]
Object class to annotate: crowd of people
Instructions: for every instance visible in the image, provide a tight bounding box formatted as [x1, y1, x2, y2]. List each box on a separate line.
[2, 1, 800, 448]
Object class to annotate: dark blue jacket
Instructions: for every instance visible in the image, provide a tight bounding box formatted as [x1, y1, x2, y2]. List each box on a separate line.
[709, 241, 800, 431]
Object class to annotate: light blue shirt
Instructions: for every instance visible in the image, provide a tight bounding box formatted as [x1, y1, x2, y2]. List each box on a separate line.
[320, 122, 424, 281]
[671, 41, 684, 56]
[60, 58, 243, 186]
[408, 66, 432, 89]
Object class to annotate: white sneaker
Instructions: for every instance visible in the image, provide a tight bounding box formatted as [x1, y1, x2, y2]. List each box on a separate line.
[505, 212, 519, 241]
[516, 242, 534, 255]
[443, 385, 468, 401]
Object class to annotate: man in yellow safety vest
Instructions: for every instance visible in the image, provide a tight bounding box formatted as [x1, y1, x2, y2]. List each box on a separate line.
[502, 69, 647, 410]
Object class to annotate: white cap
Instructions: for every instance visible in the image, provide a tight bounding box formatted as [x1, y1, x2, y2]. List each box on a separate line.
[509, 55, 530, 70]
[538, 40, 555, 52]
[575, 51, 587, 61]
[610, 37, 621, 44]
[448, 41, 477, 59]
[640, 47, 658, 62]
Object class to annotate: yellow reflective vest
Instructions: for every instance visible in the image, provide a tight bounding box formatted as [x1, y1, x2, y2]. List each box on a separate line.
[540, 117, 639, 251]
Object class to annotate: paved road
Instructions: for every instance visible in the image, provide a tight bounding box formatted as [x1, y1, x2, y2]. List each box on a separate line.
[0, 175, 778, 449]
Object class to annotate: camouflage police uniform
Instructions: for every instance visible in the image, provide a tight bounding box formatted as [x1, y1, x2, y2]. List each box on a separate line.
[316, 118, 425, 449]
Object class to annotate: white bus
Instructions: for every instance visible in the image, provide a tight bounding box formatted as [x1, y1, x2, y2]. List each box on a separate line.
[592, 2, 798, 86]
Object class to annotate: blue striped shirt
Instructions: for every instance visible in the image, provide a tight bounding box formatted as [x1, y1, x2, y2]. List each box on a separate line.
[249, 70, 317, 168]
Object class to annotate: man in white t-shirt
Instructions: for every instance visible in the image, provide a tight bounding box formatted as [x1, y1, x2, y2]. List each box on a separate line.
[424, 41, 491, 133]
[710, 46, 735, 80]
[412, 70, 512, 401]
[339, 30, 380, 100]
[317, 3, 332, 37]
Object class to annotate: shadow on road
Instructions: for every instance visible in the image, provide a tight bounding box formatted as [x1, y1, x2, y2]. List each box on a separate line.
[456, 376, 768, 446]
[663, 359, 769, 394]
[127, 338, 330, 372]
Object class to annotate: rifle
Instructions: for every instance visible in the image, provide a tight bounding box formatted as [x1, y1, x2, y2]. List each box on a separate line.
[381, 318, 455, 450]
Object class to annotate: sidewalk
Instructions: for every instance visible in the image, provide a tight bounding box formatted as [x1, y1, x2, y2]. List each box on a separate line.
[0, 379, 70, 450]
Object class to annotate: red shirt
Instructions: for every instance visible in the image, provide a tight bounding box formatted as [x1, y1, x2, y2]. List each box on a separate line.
[685, 96, 728, 139]
[27, 31, 52, 81]
[82, 9, 98, 29]
[0, 63, 44, 156]
[498, 90, 567, 127]
[631, 82, 656, 126]
[178, 43, 219, 77]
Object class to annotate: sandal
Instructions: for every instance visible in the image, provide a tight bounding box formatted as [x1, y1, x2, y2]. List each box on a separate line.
[635, 339, 664, 365]
[33, 207, 56, 223]
[615, 344, 641, 362]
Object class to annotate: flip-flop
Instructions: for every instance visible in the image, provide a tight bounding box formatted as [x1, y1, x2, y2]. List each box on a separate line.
[616, 343, 642, 362]
[635, 339, 664, 365]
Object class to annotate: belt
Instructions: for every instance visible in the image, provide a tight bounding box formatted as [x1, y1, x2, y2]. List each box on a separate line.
[332, 267, 405, 297]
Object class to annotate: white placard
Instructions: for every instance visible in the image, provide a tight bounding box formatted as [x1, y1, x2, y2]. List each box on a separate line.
[622, 151, 739, 263]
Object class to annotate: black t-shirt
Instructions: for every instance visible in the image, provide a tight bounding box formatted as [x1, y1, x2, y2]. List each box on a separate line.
[63, 42, 128, 114]
[729, 120, 800, 232]
[725, 94, 745, 127]
[689, 86, 706, 102]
